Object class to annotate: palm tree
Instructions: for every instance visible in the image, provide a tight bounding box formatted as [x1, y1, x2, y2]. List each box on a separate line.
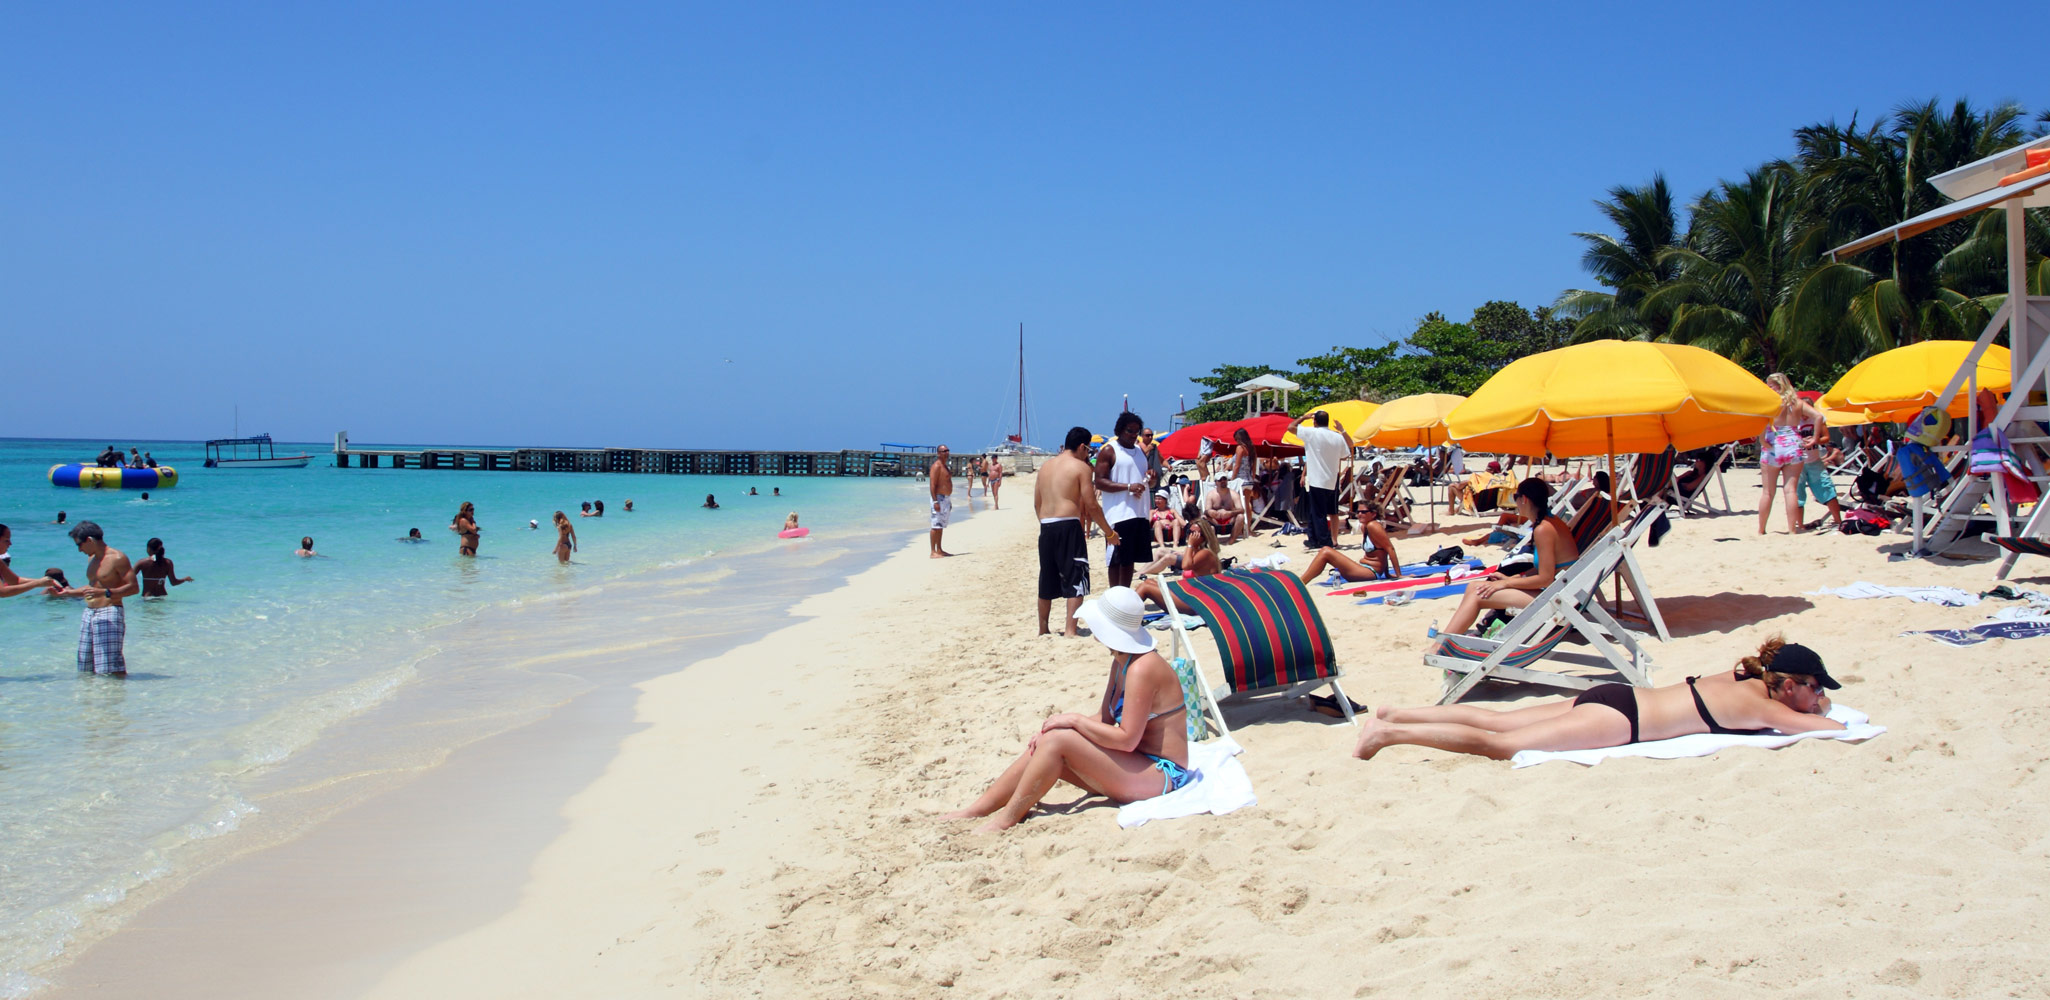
[1555, 176, 1681, 341]
[1794, 99, 2036, 347]
[1645, 164, 1846, 373]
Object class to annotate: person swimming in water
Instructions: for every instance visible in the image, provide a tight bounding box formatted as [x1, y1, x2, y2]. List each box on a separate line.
[400, 528, 427, 542]
[703, 494, 720, 509]
[1354, 636, 1844, 761]
[295, 536, 319, 558]
[623, 499, 634, 512]
[137, 538, 195, 596]
[783, 512, 801, 532]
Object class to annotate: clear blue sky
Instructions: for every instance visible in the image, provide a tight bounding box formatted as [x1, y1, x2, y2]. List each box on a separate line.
[2, 3, 2037, 450]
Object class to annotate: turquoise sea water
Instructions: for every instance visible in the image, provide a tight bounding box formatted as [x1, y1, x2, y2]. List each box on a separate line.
[0, 438, 933, 994]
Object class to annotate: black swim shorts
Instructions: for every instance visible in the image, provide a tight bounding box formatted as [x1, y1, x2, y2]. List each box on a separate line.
[1109, 516, 1153, 567]
[1038, 519, 1091, 600]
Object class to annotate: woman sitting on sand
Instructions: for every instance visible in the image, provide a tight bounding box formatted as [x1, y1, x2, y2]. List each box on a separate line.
[1298, 510, 1402, 584]
[1354, 636, 1845, 760]
[1434, 479, 1576, 646]
[946, 587, 1191, 832]
[1148, 490, 1182, 547]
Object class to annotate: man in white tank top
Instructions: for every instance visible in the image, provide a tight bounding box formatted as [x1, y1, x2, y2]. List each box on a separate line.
[1093, 412, 1154, 589]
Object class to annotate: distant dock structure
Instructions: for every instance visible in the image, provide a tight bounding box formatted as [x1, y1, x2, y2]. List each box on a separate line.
[330, 433, 1029, 478]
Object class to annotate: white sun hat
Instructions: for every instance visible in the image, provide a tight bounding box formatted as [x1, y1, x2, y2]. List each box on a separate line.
[1078, 586, 1156, 654]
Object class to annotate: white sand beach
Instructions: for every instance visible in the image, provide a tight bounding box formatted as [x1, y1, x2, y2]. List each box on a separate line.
[48, 470, 2050, 997]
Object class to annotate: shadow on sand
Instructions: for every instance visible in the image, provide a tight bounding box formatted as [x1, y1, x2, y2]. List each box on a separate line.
[1652, 592, 1815, 638]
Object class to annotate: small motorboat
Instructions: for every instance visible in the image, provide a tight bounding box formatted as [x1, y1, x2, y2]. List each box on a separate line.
[204, 434, 311, 469]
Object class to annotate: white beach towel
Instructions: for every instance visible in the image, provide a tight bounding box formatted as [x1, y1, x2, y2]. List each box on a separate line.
[1509, 705, 1884, 769]
[1116, 736, 1256, 828]
[1812, 582, 1979, 607]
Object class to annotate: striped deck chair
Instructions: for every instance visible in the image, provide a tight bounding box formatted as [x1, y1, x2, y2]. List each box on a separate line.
[1669, 444, 1737, 517]
[1422, 506, 1664, 704]
[1157, 567, 1358, 724]
[1983, 534, 2050, 581]
[1623, 447, 1678, 505]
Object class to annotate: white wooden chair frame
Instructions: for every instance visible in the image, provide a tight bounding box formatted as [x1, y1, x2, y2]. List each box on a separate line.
[1423, 506, 1667, 705]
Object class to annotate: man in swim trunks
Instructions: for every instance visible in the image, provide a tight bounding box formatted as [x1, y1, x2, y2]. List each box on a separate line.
[1095, 412, 1154, 590]
[930, 446, 954, 558]
[986, 455, 1003, 509]
[0, 525, 60, 599]
[50, 521, 137, 675]
[1036, 427, 1120, 636]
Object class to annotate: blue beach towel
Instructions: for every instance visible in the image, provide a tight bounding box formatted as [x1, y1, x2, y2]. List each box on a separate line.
[1314, 556, 1482, 586]
[1358, 580, 1470, 605]
[1906, 620, 2050, 647]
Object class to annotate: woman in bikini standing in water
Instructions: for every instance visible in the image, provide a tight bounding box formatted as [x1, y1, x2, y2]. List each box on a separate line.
[552, 510, 576, 563]
[944, 586, 1191, 832]
[1355, 636, 1844, 760]
[451, 502, 481, 556]
[1757, 373, 1809, 535]
[135, 537, 194, 597]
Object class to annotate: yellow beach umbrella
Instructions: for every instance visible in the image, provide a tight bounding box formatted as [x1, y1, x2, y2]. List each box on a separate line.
[1447, 342, 1780, 457]
[1283, 400, 1381, 446]
[1356, 394, 1466, 448]
[1821, 341, 2010, 418]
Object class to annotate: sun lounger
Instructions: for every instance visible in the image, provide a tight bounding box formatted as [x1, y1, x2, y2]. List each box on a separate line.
[1423, 504, 1667, 705]
[1158, 567, 1358, 725]
[1668, 443, 1737, 517]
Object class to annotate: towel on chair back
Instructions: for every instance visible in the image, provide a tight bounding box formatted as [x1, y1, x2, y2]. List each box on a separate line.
[1164, 568, 1338, 692]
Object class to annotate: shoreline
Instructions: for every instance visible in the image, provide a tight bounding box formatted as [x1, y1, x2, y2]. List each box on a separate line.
[31, 484, 969, 998]
[45, 472, 2050, 997]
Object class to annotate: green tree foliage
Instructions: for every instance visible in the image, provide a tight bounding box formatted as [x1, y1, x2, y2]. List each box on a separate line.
[1181, 363, 1292, 423]
[1290, 345, 1397, 409]
[1558, 97, 2047, 387]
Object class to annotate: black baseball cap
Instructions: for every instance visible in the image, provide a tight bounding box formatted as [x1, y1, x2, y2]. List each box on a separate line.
[1772, 643, 1840, 689]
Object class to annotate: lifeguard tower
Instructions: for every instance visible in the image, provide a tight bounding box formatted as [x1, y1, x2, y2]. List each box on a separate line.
[1830, 136, 2050, 565]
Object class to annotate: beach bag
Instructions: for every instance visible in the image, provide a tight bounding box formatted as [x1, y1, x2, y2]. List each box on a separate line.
[1426, 545, 1465, 566]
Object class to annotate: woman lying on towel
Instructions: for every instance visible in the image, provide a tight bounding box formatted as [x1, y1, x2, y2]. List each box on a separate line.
[1433, 478, 1578, 648]
[1353, 637, 1844, 760]
[945, 586, 1192, 832]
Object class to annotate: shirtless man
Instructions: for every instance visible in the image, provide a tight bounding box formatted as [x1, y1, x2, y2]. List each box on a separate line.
[50, 521, 138, 675]
[986, 455, 1004, 509]
[1036, 427, 1120, 636]
[0, 524, 59, 599]
[930, 446, 955, 558]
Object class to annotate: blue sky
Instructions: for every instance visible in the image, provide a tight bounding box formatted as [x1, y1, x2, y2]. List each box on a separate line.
[2, 3, 2038, 451]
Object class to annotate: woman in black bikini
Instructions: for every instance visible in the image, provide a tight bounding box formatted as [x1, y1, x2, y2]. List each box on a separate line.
[945, 586, 1192, 832]
[450, 502, 481, 556]
[1353, 636, 1844, 761]
[1433, 478, 1580, 644]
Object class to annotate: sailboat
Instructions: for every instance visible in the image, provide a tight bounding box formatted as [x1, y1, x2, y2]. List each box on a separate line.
[987, 324, 1050, 455]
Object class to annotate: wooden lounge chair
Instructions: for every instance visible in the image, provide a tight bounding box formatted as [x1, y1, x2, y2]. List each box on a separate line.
[1157, 567, 1359, 725]
[1423, 504, 1668, 704]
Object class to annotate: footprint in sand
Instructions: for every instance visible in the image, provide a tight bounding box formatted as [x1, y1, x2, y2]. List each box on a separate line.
[696, 829, 721, 845]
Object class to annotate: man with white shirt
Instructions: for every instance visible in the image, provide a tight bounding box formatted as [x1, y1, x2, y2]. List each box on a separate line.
[1297, 410, 1352, 550]
[1093, 411, 1153, 590]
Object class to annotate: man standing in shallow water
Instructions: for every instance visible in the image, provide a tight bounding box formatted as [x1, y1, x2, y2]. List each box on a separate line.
[50, 521, 137, 675]
[929, 446, 954, 558]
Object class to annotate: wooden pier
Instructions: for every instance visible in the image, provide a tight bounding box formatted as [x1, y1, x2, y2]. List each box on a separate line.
[329, 433, 1031, 478]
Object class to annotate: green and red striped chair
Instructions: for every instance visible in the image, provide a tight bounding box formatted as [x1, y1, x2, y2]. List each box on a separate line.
[1159, 567, 1358, 724]
[1985, 534, 2050, 580]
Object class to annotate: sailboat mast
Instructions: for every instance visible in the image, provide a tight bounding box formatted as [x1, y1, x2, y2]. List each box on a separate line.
[1017, 323, 1025, 444]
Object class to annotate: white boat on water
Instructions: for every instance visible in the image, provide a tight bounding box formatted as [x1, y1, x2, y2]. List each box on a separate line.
[205, 434, 311, 469]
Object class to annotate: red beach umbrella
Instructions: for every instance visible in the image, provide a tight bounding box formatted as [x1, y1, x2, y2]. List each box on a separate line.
[1157, 414, 1304, 461]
